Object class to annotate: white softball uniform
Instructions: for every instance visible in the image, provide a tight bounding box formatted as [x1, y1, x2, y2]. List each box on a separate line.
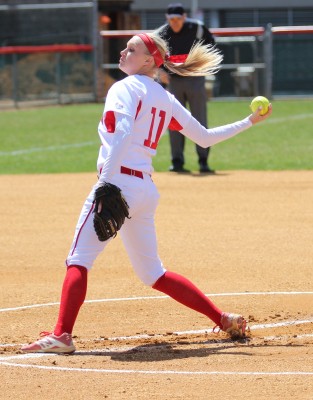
[66, 75, 252, 285]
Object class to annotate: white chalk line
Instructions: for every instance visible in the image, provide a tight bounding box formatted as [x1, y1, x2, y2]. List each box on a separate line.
[1, 339, 313, 377]
[1, 291, 313, 313]
[251, 319, 313, 330]
[0, 341, 313, 377]
[1, 361, 312, 376]
[1, 328, 313, 354]
[98, 318, 313, 342]
[0, 353, 49, 361]
[257, 113, 313, 125]
[1, 319, 313, 376]
[3, 331, 313, 357]
[1, 318, 313, 349]
[1, 293, 313, 376]
[0, 141, 97, 157]
[2, 328, 312, 349]
[1, 112, 312, 157]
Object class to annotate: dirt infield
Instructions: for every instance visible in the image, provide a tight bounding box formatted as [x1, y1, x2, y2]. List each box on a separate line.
[1, 171, 312, 399]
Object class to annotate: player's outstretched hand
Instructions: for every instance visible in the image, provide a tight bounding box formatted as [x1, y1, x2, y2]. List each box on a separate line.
[249, 104, 272, 125]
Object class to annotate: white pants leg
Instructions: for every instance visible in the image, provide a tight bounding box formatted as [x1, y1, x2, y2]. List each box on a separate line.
[65, 187, 112, 269]
[66, 173, 166, 285]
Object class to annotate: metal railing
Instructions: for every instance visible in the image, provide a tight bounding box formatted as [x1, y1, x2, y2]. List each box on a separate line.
[100, 25, 313, 99]
[0, 44, 95, 108]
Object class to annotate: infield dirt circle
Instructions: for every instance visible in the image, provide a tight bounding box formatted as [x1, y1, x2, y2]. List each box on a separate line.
[0, 171, 312, 399]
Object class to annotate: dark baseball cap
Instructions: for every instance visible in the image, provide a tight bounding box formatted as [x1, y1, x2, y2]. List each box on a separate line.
[166, 3, 185, 18]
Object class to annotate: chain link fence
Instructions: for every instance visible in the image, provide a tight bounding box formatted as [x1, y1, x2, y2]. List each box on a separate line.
[0, 1, 99, 108]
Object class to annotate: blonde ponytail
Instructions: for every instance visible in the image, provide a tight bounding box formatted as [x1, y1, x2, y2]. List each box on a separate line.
[148, 32, 223, 77]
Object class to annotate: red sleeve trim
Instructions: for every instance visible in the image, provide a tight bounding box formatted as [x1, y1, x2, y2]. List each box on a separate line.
[135, 100, 142, 120]
[168, 117, 183, 131]
[103, 111, 116, 133]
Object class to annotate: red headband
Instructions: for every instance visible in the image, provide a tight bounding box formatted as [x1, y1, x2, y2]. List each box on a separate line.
[136, 33, 164, 67]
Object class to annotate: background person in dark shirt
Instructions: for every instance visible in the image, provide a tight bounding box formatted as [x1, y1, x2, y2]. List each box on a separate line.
[158, 3, 217, 173]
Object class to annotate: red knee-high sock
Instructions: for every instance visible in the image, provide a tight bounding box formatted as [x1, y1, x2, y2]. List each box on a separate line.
[152, 271, 222, 326]
[54, 265, 88, 336]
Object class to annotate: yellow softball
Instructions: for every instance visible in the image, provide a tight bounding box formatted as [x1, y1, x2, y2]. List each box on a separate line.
[250, 96, 270, 116]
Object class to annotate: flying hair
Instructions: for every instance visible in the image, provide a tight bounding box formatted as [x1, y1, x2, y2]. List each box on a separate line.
[142, 31, 223, 77]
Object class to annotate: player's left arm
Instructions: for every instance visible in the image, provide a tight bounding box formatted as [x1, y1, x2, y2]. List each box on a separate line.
[171, 98, 272, 148]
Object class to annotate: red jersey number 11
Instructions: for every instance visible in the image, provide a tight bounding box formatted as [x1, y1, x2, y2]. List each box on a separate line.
[144, 107, 166, 150]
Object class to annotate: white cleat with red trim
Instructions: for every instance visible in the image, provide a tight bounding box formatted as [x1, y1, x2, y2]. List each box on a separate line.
[21, 332, 76, 354]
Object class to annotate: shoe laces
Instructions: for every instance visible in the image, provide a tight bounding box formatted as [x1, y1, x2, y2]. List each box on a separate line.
[212, 325, 221, 334]
[39, 331, 53, 338]
[212, 313, 246, 335]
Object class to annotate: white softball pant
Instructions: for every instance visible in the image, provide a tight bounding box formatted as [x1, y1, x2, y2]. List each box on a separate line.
[66, 171, 166, 286]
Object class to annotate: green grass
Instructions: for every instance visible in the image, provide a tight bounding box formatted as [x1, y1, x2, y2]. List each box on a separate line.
[0, 104, 103, 174]
[0, 99, 312, 174]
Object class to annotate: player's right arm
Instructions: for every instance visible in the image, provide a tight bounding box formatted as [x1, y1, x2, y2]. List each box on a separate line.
[97, 79, 139, 184]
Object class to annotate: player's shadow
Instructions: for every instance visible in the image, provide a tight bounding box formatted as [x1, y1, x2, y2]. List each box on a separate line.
[74, 338, 253, 362]
[110, 342, 251, 362]
[72, 336, 306, 363]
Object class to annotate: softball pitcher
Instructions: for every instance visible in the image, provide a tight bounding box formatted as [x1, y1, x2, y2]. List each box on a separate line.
[22, 32, 272, 353]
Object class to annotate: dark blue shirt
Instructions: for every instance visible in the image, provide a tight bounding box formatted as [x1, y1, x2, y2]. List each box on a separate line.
[158, 18, 215, 56]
